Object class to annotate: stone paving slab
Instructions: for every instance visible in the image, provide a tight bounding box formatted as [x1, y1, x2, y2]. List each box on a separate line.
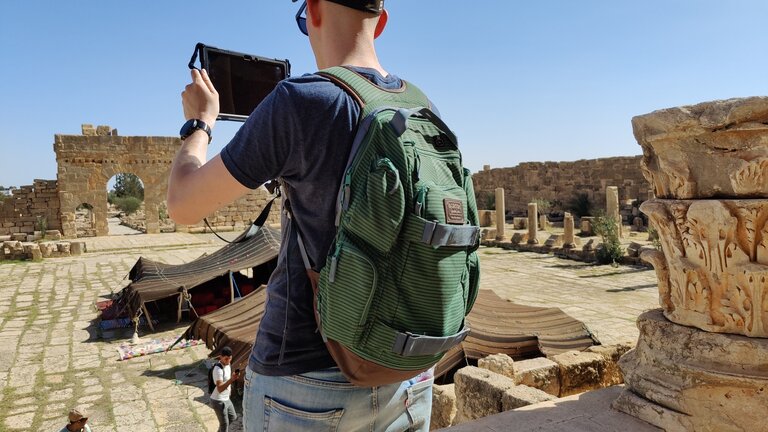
[0, 234, 660, 431]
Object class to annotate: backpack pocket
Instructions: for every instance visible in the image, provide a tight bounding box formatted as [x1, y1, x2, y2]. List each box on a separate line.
[387, 224, 468, 338]
[318, 240, 378, 344]
[343, 157, 405, 254]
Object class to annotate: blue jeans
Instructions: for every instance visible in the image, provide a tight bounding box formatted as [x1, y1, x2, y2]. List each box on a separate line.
[243, 366, 433, 432]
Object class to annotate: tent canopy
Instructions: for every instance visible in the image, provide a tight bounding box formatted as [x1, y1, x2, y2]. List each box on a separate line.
[181, 288, 600, 379]
[116, 224, 280, 320]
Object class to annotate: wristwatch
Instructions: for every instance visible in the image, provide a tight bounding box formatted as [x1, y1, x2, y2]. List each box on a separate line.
[179, 119, 212, 143]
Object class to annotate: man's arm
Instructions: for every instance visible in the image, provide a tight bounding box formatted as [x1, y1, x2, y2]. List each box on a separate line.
[214, 368, 241, 393]
[167, 69, 250, 225]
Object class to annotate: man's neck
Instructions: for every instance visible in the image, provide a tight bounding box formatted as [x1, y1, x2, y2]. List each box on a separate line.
[315, 38, 387, 76]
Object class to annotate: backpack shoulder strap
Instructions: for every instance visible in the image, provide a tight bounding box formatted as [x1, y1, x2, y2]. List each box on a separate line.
[317, 66, 432, 117]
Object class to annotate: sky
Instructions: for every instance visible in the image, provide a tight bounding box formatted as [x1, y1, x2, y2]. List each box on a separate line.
[1, 1, 767, 188]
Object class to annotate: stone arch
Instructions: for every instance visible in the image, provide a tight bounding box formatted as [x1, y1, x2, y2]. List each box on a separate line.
[55, 125, 180, 237]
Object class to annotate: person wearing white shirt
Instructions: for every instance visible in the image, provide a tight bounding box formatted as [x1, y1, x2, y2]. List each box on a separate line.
[210, 346, 240, 432]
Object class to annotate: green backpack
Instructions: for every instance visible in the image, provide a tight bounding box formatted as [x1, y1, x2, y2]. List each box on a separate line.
[293, 66, 481, 387]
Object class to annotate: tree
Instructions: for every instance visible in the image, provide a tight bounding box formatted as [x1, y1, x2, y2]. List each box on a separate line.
[112, 173, 144, 200]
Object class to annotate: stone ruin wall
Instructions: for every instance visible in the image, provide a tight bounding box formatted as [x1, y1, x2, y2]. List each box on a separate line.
[471, 156, 651, 215]
[54, 124, 280, 237]
[0, 179, 62, 236]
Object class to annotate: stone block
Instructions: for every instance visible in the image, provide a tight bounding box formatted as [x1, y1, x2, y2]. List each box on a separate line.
[478, 353, 515, 378]
[477, 210, 495, 227]
[81, 124, 97, 136]
[615, 309, 768, 431]
[4, 241, 22, 253]
[512, 357, 560, 396]
[30, 248, 42, 262]
[481, 227, 497, 241]
[501, 384, 556, 410]
[510, 232, 527, 245]
[45, 230, 62, 240]
[56, 242, 71, 255]
[430, 384, 457, 430]
[10, 233, 26, 241]
[544, 234, 563, 248]
[551, 350, 606, 396]
[586, 342, 634, 387]
[39, 242, 56, 258]
[454, 366, 515, 424]
[512, 217, 528, 230]
[70, 241, 85, 256]
[626, 241, 643, 258]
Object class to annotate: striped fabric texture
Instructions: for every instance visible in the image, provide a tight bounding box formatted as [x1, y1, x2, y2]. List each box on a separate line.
[316, 67, 481, 372]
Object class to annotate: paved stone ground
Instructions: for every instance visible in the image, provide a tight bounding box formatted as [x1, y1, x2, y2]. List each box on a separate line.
[0, 233, 659, 431]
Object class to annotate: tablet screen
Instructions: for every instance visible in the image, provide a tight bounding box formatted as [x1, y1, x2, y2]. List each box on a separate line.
[204, 48, 289, 121]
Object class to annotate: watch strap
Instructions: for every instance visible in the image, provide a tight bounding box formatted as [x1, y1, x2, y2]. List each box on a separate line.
[180, 119, 212, 143]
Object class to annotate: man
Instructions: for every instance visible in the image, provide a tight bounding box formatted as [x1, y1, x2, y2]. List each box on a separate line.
[210, 346, 240, 432]
[58, 408, 91, 432]
[168, 1, 434, 430]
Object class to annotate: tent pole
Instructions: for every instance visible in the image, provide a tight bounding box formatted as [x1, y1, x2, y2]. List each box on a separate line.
[177, 293, 183, 323]
[229, 271, 235, 303]
[141, 303, 155, 331]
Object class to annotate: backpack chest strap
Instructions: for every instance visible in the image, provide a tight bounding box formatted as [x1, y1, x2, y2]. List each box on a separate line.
[403, 214, 480, 248]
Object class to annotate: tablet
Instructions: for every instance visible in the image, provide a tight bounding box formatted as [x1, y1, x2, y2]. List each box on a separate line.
[188, 43, 291, 122]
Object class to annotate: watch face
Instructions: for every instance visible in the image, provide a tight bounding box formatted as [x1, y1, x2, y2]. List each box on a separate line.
[180, 119, 197, 139]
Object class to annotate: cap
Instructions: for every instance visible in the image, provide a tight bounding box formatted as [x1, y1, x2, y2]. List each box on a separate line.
[220, 346, 233, 357]
[68, 408, 87, 422]
[292, 0, 384, 15]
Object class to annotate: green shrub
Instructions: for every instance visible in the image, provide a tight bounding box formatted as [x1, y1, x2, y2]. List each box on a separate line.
[113, 196, 142, 215]
[532, 198, 552, 215]
[159, 203, 169, 221]
[35, 216, 47, 236]
[476, 190, 495, 210]
[567, 192, 592, 217]
[593, 215, 623, 265]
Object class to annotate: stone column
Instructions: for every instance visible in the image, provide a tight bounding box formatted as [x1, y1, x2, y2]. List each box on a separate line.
[527, 202, 538, 244]
[606, 186, 621, 237]
[563, 212, 575, 248]
[494, 188, 505, 241]
[538, 214, 547, 231]
[612, 96, 768, 431]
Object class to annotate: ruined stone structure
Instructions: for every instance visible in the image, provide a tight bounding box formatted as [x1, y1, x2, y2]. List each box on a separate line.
[0, 180, 62, 236]
[614, 97, 768, 430]
[473, 156, 649, 214]
[51, 124, 279, 238]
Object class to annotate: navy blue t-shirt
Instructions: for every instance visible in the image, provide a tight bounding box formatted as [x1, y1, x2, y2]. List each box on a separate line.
[221, 67, 403, 376]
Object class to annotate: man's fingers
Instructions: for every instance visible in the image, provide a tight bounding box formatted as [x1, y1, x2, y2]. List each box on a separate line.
[201, 69, 217, 94]
[190, 68, 202, 83]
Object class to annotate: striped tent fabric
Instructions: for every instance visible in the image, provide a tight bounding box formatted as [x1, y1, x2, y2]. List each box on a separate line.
[434, 289, 600, 378]
[180, 287, 599, 379]
[178, 285, 267, 372]
[116, 224, 280, 320]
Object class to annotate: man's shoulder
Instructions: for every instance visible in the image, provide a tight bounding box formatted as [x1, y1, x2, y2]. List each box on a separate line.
[278, 74, 345, 99]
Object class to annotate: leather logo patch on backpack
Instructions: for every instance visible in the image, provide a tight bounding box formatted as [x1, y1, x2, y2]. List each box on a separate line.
[444, 199, 465, 225]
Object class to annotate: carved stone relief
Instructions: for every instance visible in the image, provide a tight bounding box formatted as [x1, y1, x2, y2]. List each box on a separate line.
[633, 96, 768, 199]
[641, 199, 768, 337]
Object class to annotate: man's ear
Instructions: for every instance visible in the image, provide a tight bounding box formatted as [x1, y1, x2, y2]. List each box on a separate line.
[374, 9, 388, 39]
[307, 0, 322, 29]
